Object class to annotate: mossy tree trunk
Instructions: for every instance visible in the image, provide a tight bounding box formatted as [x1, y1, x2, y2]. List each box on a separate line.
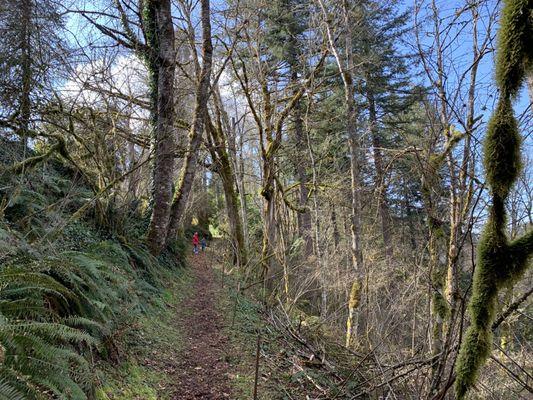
[144, 0, 177, 255]
[236, 128, 249, 250]
[261, 132, 281, 290]
[205, 108, 248, 268]
[166, 0, 213, 245]
[454, 0, 533, 397]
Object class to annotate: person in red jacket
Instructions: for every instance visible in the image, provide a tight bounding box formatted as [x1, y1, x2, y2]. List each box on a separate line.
[192, 232, 199, 254]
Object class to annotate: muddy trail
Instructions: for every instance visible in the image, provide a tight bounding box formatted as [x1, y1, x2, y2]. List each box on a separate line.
[170, 251, 232, 399]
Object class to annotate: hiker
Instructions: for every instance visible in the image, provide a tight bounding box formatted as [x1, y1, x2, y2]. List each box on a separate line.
[200, 237, 207, 251]
[192, 232, 199, 254]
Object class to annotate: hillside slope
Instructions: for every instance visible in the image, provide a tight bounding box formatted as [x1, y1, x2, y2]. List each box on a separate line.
[0, 143, 365, 399]
[0, 145, 186, 399]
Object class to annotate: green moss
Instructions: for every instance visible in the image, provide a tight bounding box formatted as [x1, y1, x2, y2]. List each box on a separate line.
[428, 217, 448, 322]
[455, 326, 492, 398]
[454, 1, 533, 396]
[495, 0, 533, 97]
[455, 108, 531, 399]
[141, 0, 159, 130]
[96, 362, 160, 400]
[483, 98, 521, 199]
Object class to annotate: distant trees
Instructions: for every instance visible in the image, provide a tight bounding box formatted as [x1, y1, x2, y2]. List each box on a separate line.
[226, 0, 326, 289]
[0, 0, 66, 144]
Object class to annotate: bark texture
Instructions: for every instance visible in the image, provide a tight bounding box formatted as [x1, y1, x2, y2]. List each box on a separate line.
[367, 87, 392, 259]
[145, 0, 177, 255]
[166, 0, 213, 243]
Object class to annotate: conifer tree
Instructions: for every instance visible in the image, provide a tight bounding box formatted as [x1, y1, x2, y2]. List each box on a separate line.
[0, 0, 66, 144]
[355, 0, 411, 259]
[265, 0, 313, 255]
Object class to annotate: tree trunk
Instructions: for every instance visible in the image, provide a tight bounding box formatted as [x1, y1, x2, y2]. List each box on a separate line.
[19, 0, 32, 149]
[346, 125, 364, 347]
[316, 0, 364, 347]
[262, 182, 278, 290]
[347, 123, 364, 281]
[206, 112, 248, 268]
[166, 0, 213, 244]
[331, 208, 340, 247]
[343, 1, 364, 349]
[213, 92, 248, 267]
[237, 128, 249, 248]
[221, 168, 247, 267]
[367, 86, 392, 258]
[145, 0, 177, 254]
[291, 69, 313, 256]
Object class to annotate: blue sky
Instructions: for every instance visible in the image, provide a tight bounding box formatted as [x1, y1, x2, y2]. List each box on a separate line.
[61, 0, 531, 151]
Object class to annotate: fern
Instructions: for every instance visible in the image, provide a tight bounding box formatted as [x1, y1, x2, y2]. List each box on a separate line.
[0, 266, 96, 399]
[0, 141, 186, 399]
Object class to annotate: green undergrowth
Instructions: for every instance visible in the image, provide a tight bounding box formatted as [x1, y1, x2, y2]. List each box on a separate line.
[95, 268, 193, 400]
[216, 275, 276, 399]
[0, 147, 188, 399]
[214, 260, 364, 399]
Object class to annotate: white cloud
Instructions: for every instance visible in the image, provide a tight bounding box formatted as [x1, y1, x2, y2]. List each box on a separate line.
[61, 53, 149, 123]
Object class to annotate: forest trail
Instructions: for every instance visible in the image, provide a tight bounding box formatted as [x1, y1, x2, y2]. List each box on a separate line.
[171, 250, 232, 399]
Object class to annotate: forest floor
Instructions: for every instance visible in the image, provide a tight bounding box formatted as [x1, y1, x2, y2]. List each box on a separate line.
[171, 251, 233, 399]
[96, 245, 268, 400]
[96, 244, 356, 400]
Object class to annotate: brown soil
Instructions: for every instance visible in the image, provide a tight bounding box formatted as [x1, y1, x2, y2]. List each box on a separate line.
[171, 251, 232, 399]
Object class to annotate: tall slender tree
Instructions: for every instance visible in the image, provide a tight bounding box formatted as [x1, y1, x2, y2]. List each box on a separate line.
[143, 0, 179, 254]
[316, 0, 364, 346]
[204, 88, 248, 267]
[166, 0, 214, 245]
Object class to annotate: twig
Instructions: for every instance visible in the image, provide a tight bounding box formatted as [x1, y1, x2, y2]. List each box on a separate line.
[253, 332, 261, 400]
[492, 287, 533, 330]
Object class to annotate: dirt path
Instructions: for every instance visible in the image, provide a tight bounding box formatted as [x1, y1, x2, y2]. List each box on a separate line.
[171, 251, 232, 399]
